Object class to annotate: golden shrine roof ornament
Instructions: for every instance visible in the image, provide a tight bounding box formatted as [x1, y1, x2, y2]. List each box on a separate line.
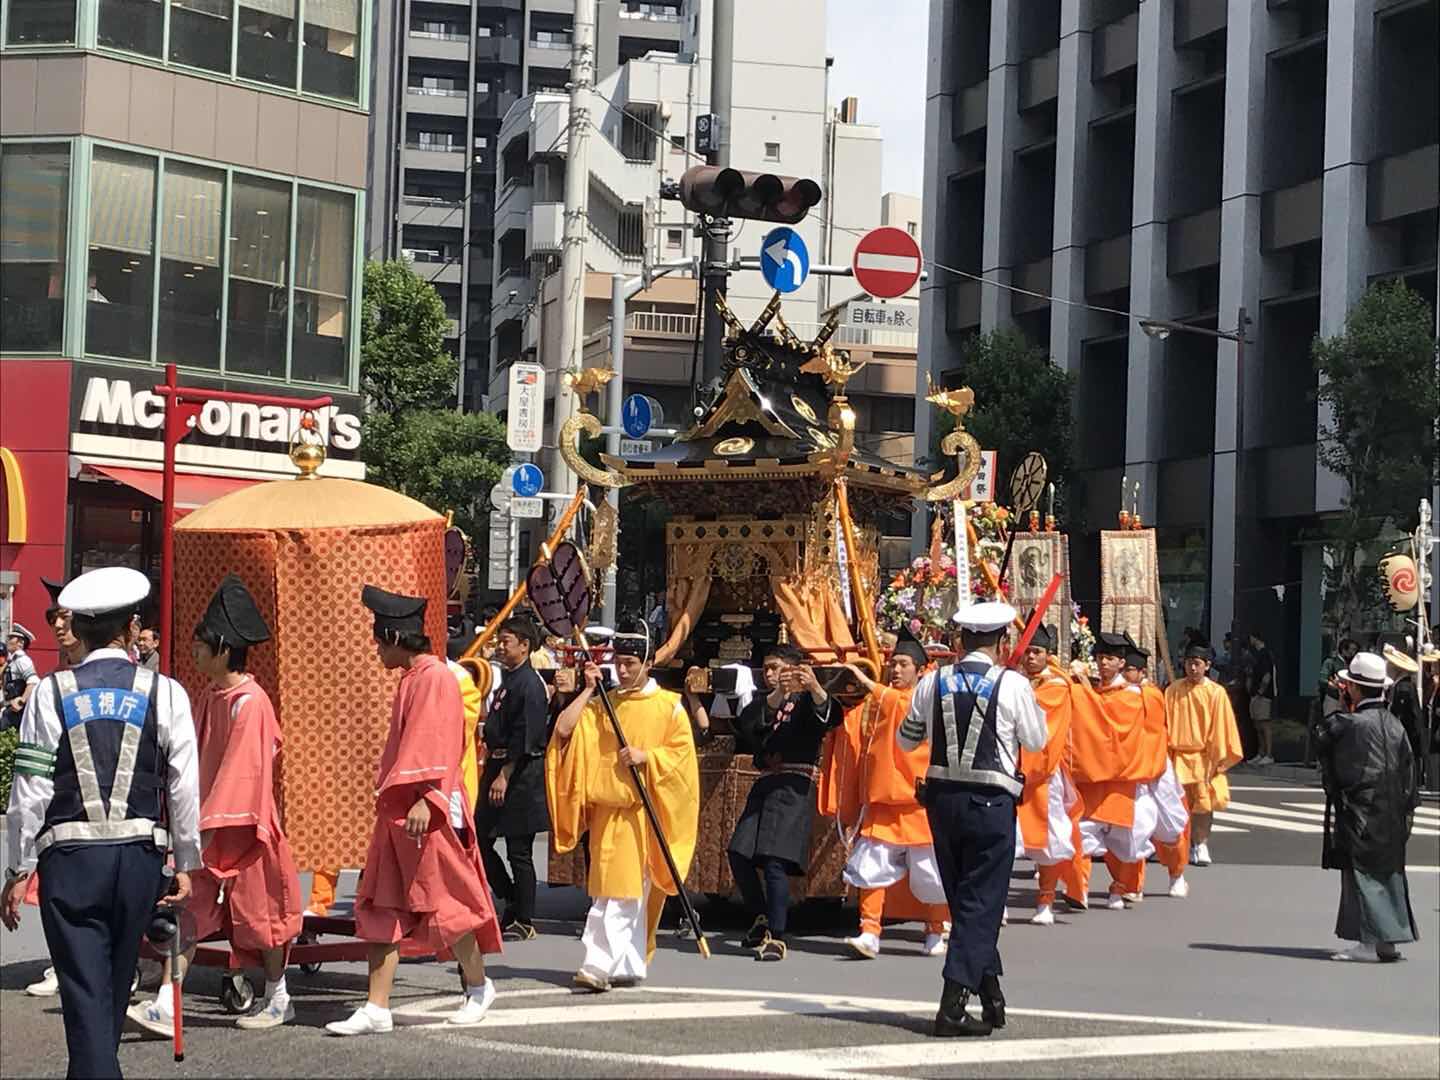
[558, 291, 984, 501]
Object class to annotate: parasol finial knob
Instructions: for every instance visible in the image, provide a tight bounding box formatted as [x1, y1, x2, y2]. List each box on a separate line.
[289, 411, 326, 479]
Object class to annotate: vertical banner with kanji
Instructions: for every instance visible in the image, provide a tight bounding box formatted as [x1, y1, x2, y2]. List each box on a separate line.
[507, 362, 546, 453]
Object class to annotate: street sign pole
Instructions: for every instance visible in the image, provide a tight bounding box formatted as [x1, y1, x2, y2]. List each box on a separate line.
[699, 0, 734, 392]
[507, 515, 519, 593]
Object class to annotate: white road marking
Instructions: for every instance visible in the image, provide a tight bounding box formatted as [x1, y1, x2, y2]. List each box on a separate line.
[1254, 801, 1440, 837]
[409, 986, 1440, 1079]
[669, 1028, 1440, 1075]
[1208, 823, 1246, 832]
[1226, 785, 1323, 793]
[1213, 809, 1324, 833]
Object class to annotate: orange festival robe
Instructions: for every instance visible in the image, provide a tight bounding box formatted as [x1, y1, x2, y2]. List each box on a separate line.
[819, 682, 935, 921]
[1068, 678, 1144, 827]
[189, 676, 304, 958]
[355, 653, 503, 958]
[1018, 669, 1084, 857]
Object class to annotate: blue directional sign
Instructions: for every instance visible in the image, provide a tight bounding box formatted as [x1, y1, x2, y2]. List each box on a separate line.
[511, 462, 543, 498]
[759, 227, 810, 293]
[622, 394, 653, 439]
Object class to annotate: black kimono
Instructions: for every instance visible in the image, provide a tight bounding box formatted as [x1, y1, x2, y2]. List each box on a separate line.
[728, 689, 841, 874]
[476, 660, 551, 838]
[1315, 700, 1420, 946]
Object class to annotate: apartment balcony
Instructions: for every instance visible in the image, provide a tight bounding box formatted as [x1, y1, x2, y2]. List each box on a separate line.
[403, 145, 467, 172]
[408, 30, 470, 62]
[1368, 143, 1439, 224]
[495, 261, 531, 302]
[1175, 0, 1227, 47]
[1093, 11, 1139, 80]
[477, 0, 523, 10]
[1011, 258, 1052, 315]
[946, 280, 981, 333]
[1261, 177, 1323, 251]
[1085, 234, 1131, 296]
[476, 88, 520, 120]
[619, 2, 683, 22]
[528, 202, 564, 255]
[400, 196, 467, 229]
[406, 86, 469, 117]
[405, 252, 464, 285]
[475, 36, 521, 65]
[1167, 207, 1221, 275]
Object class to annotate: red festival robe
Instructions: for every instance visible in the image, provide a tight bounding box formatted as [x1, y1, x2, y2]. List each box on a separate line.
[190, 676, 304, 955]
[355, 654, 502, 957]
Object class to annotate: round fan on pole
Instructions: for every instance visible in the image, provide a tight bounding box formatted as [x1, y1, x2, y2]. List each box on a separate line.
[1009, 452, 1048, 514]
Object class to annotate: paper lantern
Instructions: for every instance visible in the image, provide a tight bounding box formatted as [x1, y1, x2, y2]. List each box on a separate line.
[1378, 552, 1419, 612]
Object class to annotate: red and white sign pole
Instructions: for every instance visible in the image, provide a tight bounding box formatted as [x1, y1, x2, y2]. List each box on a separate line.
[851, 227, 923, 299]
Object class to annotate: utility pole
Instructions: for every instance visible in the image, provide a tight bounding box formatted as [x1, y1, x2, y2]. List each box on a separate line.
[699, 0, 734, 392]
[552, 0, 596, 496]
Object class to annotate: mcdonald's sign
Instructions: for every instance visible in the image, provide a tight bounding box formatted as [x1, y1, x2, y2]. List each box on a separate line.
[0, 447, 26, 544]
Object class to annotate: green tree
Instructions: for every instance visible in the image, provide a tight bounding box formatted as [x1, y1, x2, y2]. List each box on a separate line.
[933, 329, 1076, 515]
[1312, 280, 1439, 635]
[359, 259, 511, 538]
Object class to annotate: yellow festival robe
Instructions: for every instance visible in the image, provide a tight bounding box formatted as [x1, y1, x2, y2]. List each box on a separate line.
[1164, 676, 1244, 812]
[448, 659, 484, 813]
[545, 680, 700, 901]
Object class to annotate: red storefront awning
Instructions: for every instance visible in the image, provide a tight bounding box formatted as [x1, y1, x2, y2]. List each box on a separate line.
[82, 464, 258, 516]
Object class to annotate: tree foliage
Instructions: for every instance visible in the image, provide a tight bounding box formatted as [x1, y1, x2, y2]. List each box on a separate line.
[1312, 280, 1439, 635]
[933, 329, 1076, 515]
[359, 259, 510, 539]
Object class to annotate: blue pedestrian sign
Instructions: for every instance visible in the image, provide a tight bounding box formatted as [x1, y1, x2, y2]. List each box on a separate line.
[759, 227, 809, 293]
[512, 462, 543, 498]
[622, 394, 653, 439]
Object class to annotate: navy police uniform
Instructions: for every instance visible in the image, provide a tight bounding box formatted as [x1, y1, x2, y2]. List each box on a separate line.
[4, 568, 200, 1078]
[900, 601, 1046, 1036]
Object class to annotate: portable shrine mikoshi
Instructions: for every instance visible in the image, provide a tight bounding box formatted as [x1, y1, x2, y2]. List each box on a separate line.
[151, 428, 450, 1010]
[523, 295, 997, 899]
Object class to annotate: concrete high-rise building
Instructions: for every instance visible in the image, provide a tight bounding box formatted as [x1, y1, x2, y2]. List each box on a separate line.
[918, 0, 1438, 696]
[366, 0, 687, 410]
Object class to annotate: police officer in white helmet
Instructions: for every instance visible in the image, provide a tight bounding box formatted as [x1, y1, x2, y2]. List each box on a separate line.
[2, 567, 200, 1078]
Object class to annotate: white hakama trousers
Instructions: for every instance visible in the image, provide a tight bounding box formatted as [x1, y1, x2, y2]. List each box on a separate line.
[843, 837, 947, 904]
[1081, 760, 1187, 863]
[579, 878, 649, 981]
[1017, 769, 1080, 866]
[1149, 760, 1189, 844]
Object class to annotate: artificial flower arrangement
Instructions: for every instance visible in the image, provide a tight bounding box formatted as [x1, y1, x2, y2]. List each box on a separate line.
[875, 503, 1009, 642]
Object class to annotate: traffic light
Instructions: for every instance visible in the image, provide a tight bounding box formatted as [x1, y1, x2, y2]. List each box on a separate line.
[671, 165, 822, 224]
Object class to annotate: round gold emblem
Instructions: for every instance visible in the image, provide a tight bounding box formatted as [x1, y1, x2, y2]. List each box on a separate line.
[715, 436, 755, 457]
[791, 395, 818, 423]
[808, 427, 836, 449]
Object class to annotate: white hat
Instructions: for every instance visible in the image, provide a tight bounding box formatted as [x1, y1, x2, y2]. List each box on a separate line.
[57, 567, 151, 618]
[1338, 651, 1390, 690]
[952, 601, 1016, 633]
[6, 623, 34, 646]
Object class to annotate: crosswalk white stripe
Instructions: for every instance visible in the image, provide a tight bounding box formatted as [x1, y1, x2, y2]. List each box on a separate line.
[1209, 823, 1246, 833]
[668, 1029, 1440, 1075]
[1272, 801, 1440, 837]
[1212, 809, 1323, 833]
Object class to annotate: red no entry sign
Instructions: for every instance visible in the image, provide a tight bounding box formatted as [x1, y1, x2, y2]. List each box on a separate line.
[852, 227, 923, 299]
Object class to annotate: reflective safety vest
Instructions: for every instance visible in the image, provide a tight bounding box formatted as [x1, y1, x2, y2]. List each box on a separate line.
[931, 659, 1024, 797]
[36, 658, 168, 857]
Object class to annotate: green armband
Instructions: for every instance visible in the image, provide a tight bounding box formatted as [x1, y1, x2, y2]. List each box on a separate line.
[13, 743, 56, 779]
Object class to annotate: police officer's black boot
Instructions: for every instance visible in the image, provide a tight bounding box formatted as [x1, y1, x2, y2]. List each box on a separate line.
[932, 978, 994, 1038]
[978, 972, 1006, 1029]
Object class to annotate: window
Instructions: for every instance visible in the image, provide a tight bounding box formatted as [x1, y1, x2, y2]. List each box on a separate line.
[225, 173, 290, 379]
[87, 148, 157, 360]
[157, 161, 225, 369]
[291, 186, 353, 385]
[669, 134, 685, 154]
[764, 141, 780, 161]
[0, 143, 69, 353]
[906, 220, 918, 237]
[4, 0, 77, 43]
[97, 0, 163, 57]
[237, 0, 298, 89]
[169, 0, 232, 74]
[304, 0, 361, 100]
[665, 228, 682, 250]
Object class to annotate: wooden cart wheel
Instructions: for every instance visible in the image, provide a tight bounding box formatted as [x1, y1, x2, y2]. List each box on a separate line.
[220, 972, 255, 1014]
[296, 930, 323, 975]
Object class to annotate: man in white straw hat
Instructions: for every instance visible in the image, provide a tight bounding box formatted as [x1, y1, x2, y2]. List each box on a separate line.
[900, 600, 1047, 1037]
[1313, 651, 1419, 963]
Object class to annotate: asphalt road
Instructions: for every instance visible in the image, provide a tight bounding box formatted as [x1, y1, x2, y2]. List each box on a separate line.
[3, 773, 1437, 1078]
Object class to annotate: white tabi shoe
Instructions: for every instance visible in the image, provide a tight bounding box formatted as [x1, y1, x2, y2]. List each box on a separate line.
[1030, 904, 1055, 926]
[447, 979, 496, 1026]
[844, 932, 881, 959]
[26, 967, 59, 997]
[922, 933, 946, 957]
[1168, 875, 1189, 899]
[1193, 842, 1213, 866]
[325, 1004, 394, 1036]
[1330, 943, 1381, 963]
[236, 998, 295, 1030]
[1122, 892, 1143, 905]
[126, 999, 175, 1038]
[1106, 894, 1126, 911]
